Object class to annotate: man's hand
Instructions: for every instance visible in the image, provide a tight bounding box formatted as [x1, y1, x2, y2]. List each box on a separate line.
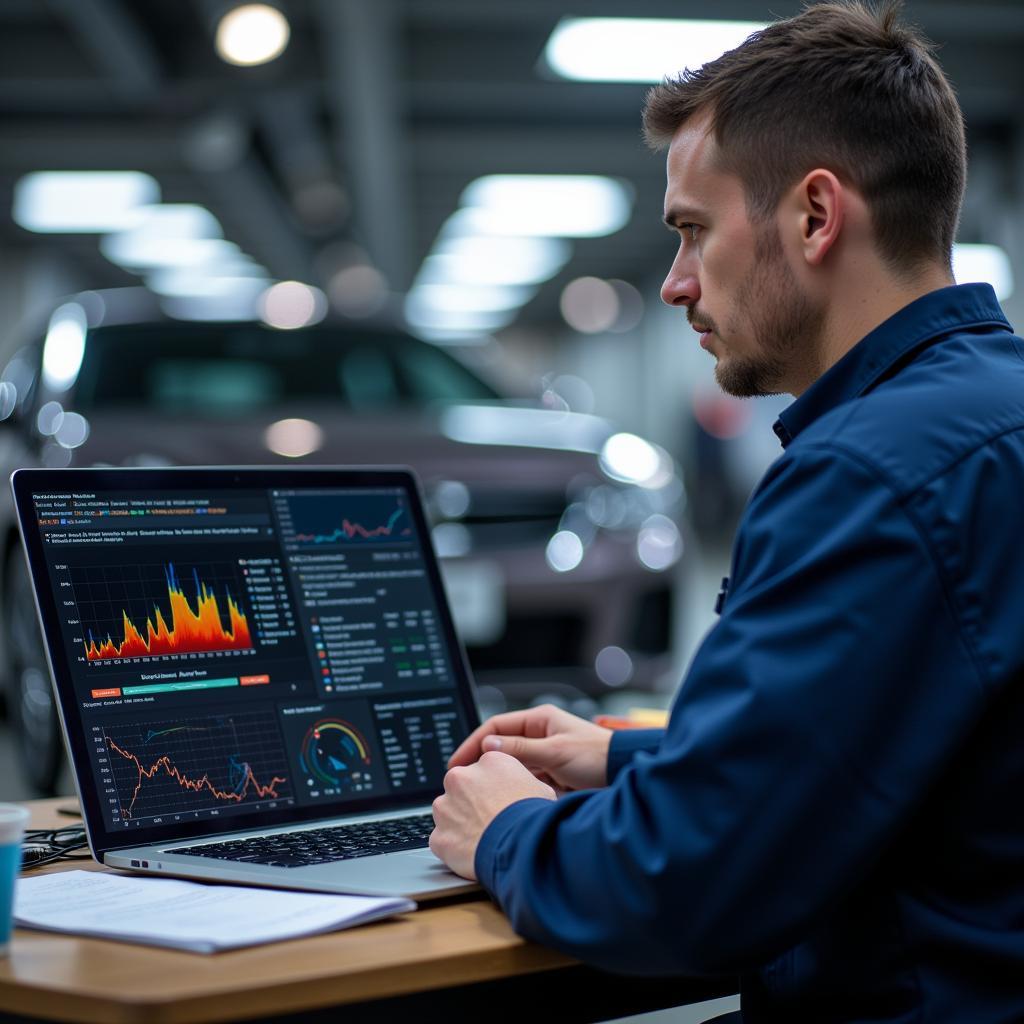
[430, 751, 555, 880]
[447, 703, 613, 794]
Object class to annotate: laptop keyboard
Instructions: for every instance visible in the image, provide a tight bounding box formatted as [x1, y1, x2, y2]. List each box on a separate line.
[172, 814, 435, 869]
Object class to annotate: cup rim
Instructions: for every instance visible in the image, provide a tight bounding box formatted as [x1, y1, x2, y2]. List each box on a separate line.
[0, 804, 31, 826]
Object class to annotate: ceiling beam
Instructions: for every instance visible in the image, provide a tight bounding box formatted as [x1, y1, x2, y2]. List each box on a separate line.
[318, 0, 414, 291]
[45, 0, 161, 103]
[0, 124, 185, 170]
[258, 89, 348, 236]
[196, 152, 317, 284]
[400, 0, 1024, 36]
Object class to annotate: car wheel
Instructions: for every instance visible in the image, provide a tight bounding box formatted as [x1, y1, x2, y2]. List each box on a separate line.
[3, 552, 63, 795]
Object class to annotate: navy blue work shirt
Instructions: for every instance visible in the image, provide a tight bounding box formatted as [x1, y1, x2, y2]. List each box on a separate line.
[474, 284, 1024, 1022]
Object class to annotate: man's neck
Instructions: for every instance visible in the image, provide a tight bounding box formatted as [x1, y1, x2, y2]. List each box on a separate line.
[789, 265, 955, 396]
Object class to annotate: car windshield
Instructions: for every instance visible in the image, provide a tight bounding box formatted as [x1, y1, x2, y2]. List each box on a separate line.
[70, 322, 499, 416]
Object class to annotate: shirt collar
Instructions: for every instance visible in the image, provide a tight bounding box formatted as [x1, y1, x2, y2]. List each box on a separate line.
[773, 283, 1011, 448]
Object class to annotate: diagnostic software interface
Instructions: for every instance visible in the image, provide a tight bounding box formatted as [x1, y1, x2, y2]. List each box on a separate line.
[27, 484, 470, 838]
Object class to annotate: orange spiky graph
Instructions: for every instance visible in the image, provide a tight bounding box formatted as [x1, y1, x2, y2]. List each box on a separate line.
[84, 565, 252, 660]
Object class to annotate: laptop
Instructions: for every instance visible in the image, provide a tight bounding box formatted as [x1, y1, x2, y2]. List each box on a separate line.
[11, 466, 482, 900]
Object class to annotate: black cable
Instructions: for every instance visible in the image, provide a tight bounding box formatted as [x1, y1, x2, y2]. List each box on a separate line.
[21, 826, 89, 870]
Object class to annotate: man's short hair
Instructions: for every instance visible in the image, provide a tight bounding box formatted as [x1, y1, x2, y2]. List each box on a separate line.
[642, 1, 966, 274]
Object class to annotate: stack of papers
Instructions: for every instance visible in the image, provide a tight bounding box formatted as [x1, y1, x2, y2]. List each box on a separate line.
[15, 870, 415, 953]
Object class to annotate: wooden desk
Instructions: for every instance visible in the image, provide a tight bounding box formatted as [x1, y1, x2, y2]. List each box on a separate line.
[0, 800, 735, 1024]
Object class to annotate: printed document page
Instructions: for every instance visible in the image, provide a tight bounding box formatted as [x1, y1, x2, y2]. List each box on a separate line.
[15, 870, 415, 952]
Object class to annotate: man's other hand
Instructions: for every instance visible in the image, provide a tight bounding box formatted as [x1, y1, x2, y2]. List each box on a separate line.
[447, 703, 613, 794]
[430, 751, 555, 880]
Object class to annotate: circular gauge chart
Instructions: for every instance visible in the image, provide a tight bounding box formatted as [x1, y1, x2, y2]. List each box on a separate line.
[298, 718, 374, 797]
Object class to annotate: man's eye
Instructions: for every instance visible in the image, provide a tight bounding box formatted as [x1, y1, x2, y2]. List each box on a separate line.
[681, 223, 700, 241]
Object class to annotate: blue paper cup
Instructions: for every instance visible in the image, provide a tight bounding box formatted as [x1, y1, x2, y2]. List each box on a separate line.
[0, 805, 30, 954]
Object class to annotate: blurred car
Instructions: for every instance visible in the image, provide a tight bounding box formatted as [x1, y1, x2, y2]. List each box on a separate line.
[0, 290, 686, 793]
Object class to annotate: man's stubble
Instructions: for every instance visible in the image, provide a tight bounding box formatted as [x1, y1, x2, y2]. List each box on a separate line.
[715, 225, 827, 398]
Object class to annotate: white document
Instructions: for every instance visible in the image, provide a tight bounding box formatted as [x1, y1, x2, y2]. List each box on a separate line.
[15, 870, 415, 953]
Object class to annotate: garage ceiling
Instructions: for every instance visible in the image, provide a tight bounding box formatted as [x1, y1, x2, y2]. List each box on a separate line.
[2, 0, 1023, 332]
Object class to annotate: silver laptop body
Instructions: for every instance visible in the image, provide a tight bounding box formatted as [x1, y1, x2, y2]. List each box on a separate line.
[12, 466, 481, 900]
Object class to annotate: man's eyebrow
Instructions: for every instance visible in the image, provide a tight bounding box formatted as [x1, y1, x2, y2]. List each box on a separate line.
[662, 206, 705, 230]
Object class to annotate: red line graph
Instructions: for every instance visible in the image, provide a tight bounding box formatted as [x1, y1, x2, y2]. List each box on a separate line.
[106, 737, 287, 819]
[292, 506, 410, 544]
[84, 564, 252, 662]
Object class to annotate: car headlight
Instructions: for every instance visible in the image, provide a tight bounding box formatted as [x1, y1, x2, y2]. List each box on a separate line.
[599, 432, 674, 490]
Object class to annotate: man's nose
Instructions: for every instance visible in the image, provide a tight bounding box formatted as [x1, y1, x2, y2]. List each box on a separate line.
[660, 263, 700, 308]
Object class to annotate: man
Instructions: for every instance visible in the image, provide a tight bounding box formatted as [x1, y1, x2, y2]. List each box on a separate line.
[430, 2, 1024, 1020]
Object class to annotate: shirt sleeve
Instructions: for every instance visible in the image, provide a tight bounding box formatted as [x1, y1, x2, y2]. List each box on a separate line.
[473, 444, 986, 976]
[606, 728, 664, 782]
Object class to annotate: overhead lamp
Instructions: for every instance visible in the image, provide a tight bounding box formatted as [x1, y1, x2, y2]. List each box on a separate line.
[456, 175, 632, 238]
[13, 171, 160, 233]
[544, 17, 766, 82]
[952, 243, 1013, 300]
[216, 4, 290, 66]
[421, 236, 571, 288]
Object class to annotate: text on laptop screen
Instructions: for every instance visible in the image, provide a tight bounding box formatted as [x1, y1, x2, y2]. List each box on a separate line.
[27, 484, 471, 837]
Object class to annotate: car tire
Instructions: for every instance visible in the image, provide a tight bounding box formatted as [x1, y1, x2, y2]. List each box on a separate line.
[3, 551, 63, 795]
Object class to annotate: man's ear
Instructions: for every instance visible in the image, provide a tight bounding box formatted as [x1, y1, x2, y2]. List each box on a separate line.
[792, 169, 844, 266]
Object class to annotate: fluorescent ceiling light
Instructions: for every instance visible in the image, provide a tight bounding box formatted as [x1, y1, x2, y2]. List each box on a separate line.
[148, 271, 270, 299]
[456, 175, 632, 238]
[13, 171, 160, 233]
[404, 301, 516, 333]
[101, 205, 228, 269]
[952, 243, 1014, 300]
[407, 283, 534, 316]
[147, 262, 268, 297]
[105, 236, 241, 270]
[422, 237, 571, 288]
[118, 203, 222, 239]
[216, 4, 290, 66]
[545, 17, 766, 82]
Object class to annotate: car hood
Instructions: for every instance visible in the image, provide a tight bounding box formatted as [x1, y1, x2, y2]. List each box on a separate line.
[68, 405, 615, 492]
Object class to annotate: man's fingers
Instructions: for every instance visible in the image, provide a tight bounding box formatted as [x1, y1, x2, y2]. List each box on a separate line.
[447, 709, 549, 768]
[480, 733, 559, 770]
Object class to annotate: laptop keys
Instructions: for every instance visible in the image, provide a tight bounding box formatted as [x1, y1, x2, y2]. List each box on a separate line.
[172, 814, 435, 868]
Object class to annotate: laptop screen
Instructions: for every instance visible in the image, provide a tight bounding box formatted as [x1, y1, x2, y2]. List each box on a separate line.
[13, 468, 479, 853]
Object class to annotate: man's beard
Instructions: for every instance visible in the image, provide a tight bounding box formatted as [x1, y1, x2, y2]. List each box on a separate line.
[714, 226, 826, 398]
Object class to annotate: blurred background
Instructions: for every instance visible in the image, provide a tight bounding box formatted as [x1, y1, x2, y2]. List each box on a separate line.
[0, 0, 1019, 803]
